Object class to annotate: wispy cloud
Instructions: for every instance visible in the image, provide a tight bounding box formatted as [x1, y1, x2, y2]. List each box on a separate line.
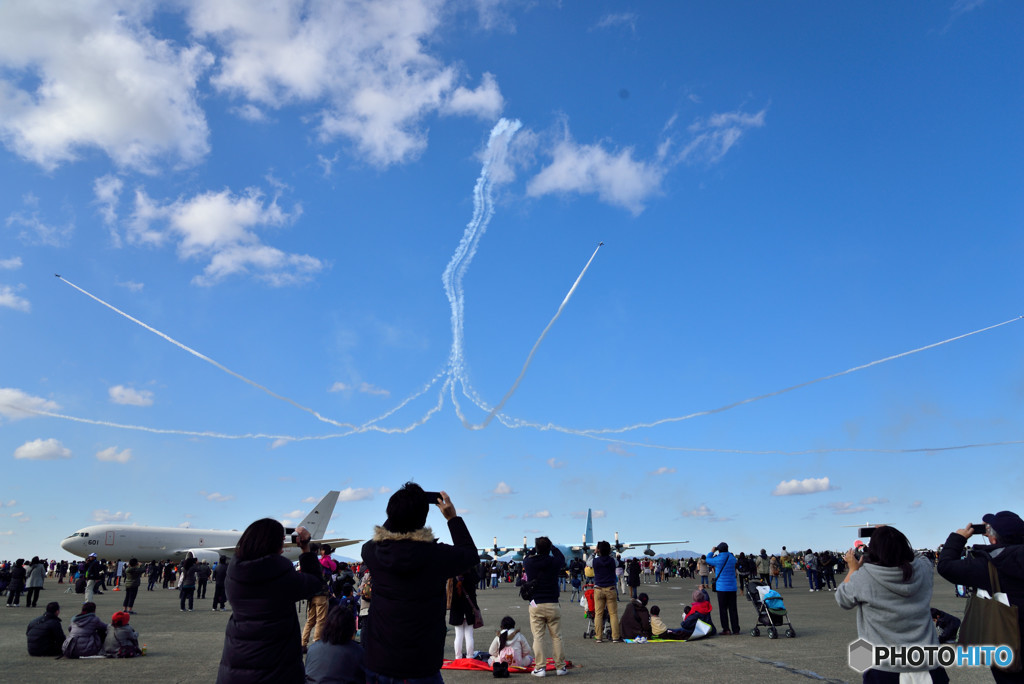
[593, 12, 638, 34]
[337, 487, 376, 502]
[0, 388, 59, 422]
[825, 501, 870, 516]
[0, 257, 22, 270]
[329, 381, 390, 397]
[772, 477, 835, 496]
[14, 438, 71, 460]
[523, 510, 551, 519]
[650, 466, 676, 476]
[546, 458, 565, 469]
[199, 491, 234, 502]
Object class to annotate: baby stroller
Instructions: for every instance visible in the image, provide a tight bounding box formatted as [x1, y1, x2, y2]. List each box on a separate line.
[580, 584, 612, 640]
[745, 579, 796, 639]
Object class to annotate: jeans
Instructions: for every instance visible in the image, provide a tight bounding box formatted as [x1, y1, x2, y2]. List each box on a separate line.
[807, 569, 819, 590]
[782, 568, 793, 588]
[593, 586, 620, 641]
[529, 601, 565, 670]
[491, 575, 498, 588]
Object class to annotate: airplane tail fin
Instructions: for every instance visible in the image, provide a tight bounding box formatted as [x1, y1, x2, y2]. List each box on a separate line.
[298, 491, 340, 541]
[585, 508, 594, 546]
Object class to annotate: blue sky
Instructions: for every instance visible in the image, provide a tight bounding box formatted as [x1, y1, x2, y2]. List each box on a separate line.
[1, 1, 1022, 563]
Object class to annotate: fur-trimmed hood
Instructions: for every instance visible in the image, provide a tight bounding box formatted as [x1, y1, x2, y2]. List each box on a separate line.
[372, 526, 436, 543]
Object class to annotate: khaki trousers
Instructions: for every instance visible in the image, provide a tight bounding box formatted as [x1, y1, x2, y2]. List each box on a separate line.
[529, 601, 565, 670]
[593, 585, 620, 640]
[302, 594, 329, 645]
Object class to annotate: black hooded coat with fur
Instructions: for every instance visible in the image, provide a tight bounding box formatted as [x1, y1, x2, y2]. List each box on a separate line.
[360, 518, 477, 679]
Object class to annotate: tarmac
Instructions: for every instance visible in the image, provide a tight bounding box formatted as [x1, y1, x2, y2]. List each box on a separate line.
[0, 571, 996, 683]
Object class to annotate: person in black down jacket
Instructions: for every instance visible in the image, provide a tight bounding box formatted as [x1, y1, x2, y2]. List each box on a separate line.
[523, 536, 567, 676]
[26, 601, 65, 656]
[216, 518, 323, 683]
[360, 483, 478, 683]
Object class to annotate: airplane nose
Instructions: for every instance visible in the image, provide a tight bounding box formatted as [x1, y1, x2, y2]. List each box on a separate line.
[60, 537, 73, 553]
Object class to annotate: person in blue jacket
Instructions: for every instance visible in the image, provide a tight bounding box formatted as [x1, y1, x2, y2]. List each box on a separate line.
[707, 542, 740, 635]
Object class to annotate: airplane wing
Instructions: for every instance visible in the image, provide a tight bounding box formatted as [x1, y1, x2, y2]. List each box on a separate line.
[614, 539, 690, 556]
[176, 536, 362, 561]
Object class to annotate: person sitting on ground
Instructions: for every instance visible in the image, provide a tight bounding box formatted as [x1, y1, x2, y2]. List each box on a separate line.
[488, 615, 535, 669]
[103, 610, 142, 657]
[679, 588, 716, 638]
[62, 602, 108, 658]
[26, 601, 65, 656]
[649, 606, 671, 639]
[619, 592, 652, 640]
[304, 604, 366, 684]
[930, 608, 961, 644]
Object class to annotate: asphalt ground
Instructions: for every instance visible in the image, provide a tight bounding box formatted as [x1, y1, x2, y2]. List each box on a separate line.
[0, 572, 996, 683]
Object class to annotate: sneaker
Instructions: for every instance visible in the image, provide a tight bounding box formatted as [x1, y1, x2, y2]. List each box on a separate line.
[555, 667, 568, 676]
[531, 669, 546, 678]
[594, 638, 603, 643]
[188, 609, 194, 612]
[611, 639, 623, 643]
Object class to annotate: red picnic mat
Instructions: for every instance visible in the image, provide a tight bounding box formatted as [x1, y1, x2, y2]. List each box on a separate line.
[441, 657, 575, 673]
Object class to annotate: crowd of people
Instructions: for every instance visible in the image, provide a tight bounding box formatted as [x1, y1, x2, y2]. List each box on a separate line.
[5, 497, 1021, 684]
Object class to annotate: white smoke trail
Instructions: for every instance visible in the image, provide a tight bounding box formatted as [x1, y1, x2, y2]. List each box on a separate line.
[441, 118, 523, 421]
[56, 275, 361, 430]
[469, 242, 604, 429]
[499, 315, 1024, 435]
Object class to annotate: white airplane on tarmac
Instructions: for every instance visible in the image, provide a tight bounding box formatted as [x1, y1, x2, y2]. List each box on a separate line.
[60, 491, 361, 563]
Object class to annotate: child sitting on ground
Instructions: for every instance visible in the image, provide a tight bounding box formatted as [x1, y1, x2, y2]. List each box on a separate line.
[103, 611, 142, 657]
[488, 616, 534, 669]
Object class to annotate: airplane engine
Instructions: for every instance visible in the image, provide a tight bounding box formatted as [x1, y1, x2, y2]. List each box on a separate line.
[185, 548, 222, 564]
[643, 548, 656, 557]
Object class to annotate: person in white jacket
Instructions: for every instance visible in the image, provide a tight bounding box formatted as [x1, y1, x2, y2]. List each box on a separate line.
[488, 616, 534, 669]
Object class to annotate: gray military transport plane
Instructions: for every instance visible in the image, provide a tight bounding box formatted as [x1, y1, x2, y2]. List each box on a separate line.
[60, 491, 360, 563]
[481, 508, 688, 560]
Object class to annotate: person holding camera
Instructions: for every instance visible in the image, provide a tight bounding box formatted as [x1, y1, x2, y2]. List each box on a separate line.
[708, 542, 741, 636]
[302, 541, 330, 651]
[523, 537, 568, 676]
[216, 519, 323, 683]
[360, 483, 478, 684]
[937, 511, 1024, 684]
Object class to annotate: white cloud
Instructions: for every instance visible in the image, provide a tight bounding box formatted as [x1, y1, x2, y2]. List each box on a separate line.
[178, 521, 192, 528]
[570, 509, 605, 519]
[0, 388, 59, 422]
[527, 131, 665, 215]
[92, 509, 131, 523]
[492, 481, 513, 496]
[128, 186, 324, 287]
[185, 0, 504, 167]
[302, 496, 319, 504]
[650, 466, 676, 476]
[772, 476, 835, 496]
[0, 500, 15, 508]
[109, 385, 154, 407]
[0, 2, 212, 171]
[378, 486, 392, 495]
[96, 446, 132, 463]
[546, 458, 565, 469]
[94, 174, 124, 244]
[200, 491, 234, 502]
[860, 496, 889, 505]
[681, 504, 715, 518]
[5, 208, 74, 246]
[523, 510, 551, 519]
[606, 444, 634, 458]
[909, 500, 923, 509]
[0, 285, 30, 312]
[337, 487, 375, 502]
[329, 381, 390, 396]
[0, 257, 22, 270]
[14, 437, 71, 460]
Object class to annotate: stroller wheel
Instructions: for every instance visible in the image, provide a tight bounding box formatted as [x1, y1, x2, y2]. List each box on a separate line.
[768, 627, 778, 639]
[785, 629, 796, 638]
[750, 628, 760, 637]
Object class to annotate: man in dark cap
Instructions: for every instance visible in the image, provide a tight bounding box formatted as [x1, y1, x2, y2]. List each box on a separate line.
[938, 511, 1024, 683]
[26, 601, 64, 656]
[360, 482, 478, 684]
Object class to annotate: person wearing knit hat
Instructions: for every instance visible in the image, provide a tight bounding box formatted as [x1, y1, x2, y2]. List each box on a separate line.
[103, 609, 142, 657]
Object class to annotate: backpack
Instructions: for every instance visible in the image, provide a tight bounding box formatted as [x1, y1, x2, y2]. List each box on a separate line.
[519, 578, 538, 602]
[75, 577, 87, 594]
